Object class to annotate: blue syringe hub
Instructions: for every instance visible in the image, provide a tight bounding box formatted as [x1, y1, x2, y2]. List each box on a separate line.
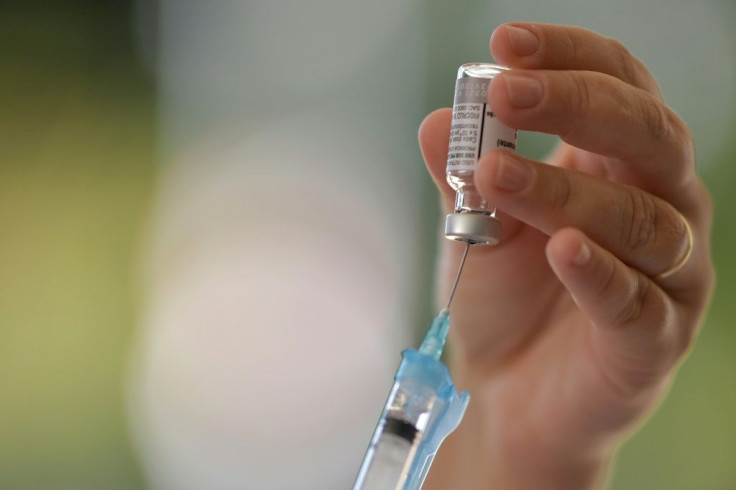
[418, 309, 450, 361]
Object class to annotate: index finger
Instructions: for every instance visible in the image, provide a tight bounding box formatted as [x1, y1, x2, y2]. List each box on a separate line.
[490, 22, 662, 98]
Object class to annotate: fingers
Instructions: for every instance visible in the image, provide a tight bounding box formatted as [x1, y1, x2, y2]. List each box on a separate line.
[474, 151, 692, 279]
[487, 68, 696, 201]
[419, 108, 525, 242]
[546, 228, 685, 394]
[490, 22, 661, 98]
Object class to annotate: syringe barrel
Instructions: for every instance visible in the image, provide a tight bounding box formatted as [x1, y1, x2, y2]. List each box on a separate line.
[353, 350, 469, 490]
[352, 380, 433, 490]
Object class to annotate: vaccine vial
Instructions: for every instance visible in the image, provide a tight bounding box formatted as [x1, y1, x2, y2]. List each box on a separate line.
[445, 63, 518, 245]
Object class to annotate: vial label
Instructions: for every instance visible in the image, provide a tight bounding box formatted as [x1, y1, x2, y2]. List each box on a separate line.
[447, 77, 517, 172]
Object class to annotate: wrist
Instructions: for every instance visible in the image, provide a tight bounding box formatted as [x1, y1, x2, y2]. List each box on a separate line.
[425, 410, 615, 490]
[423, 358, 618, 490]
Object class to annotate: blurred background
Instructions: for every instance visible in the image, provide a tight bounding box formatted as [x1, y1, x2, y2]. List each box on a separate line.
[0, 0, 734, 489]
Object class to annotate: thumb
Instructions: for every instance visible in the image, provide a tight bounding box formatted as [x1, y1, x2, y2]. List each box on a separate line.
[418, 108, 454, 212]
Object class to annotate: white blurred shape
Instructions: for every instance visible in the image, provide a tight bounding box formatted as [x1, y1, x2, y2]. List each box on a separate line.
[134, 217, 399, 489]
[131, 112, 419, 488]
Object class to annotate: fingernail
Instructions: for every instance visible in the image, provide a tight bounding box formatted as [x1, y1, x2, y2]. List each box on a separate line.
[504, 73, 543, 108]
[506, 25, 540, 57]
[494, 154, 532, 192]
[572, 241, 591, 266]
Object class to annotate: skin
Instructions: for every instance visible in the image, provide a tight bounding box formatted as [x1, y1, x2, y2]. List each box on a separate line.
[419, 23, 714, 489]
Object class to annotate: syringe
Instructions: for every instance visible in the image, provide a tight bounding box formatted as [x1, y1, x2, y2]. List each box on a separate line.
[352, 243, 471, 490]
[353, 62, 517, 489]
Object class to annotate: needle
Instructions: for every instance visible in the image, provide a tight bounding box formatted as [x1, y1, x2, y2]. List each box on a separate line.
[444, 242, 471, 311]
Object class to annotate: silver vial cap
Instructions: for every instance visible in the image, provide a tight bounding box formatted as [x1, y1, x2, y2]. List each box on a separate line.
[445, 212, 502, 245]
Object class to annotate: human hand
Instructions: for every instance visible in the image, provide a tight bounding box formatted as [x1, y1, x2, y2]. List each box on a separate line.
[419, 23, 714, 489]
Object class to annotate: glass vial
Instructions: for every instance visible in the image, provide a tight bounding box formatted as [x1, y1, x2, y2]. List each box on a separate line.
[444, 63, 518, 245]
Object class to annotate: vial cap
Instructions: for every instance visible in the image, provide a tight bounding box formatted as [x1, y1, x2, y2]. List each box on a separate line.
[444, 213, 502, 245]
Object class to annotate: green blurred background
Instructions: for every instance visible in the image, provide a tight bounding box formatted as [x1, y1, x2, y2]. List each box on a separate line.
[0, 0, 734, 489]
[0, 1, 152, 488]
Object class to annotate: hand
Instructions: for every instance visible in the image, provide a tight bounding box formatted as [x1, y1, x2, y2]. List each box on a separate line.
[419, 23, 714, 489]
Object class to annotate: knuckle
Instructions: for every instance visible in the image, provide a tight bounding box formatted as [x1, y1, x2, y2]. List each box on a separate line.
[612, 291, 678, 392]
[569, 72, 592, 122]
[612, 271, 651, 326]
[561, 27, 581, 64]
[639, 99, 695, 173]
[668, 112, 697, 185]
[636, 101, 696, 191]
[619, 188, 658, 257]
[595, 255, 618, 299]
[638, 96, 674, 145]
[608, 37, 638, 85]
[684, 182, 714, 232]
[662, 107, 693, 155]
[543, 169, 573, 211]
[667, 108, 692, 144]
